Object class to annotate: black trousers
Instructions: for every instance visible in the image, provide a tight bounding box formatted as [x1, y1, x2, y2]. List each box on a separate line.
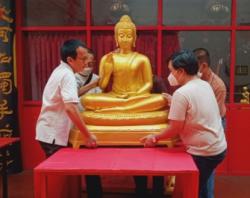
[134, 176, 165, 198]
[38, 141, 103, 198]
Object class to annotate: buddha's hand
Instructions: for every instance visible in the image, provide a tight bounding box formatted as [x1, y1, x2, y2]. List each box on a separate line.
[116, 92, 139, 98]
[85, 134, 97, 148]
[140, 134, 158, 148]
[104, 53, 114, 74]
[162, 93, 172, 106]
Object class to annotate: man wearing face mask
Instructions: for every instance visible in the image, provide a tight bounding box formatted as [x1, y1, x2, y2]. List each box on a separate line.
[141, 49, 227, 198]
[75, 49, 102, 111]
[193, 48, 227, 128]
[193, 48, 227, 198]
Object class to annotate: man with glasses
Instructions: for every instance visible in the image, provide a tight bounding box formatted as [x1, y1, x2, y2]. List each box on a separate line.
[36, 39, 102, 198]
[75, 49, 102, 111]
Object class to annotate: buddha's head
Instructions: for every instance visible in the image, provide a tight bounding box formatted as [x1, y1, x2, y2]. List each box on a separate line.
[243, 86, 248, 92]
[114, 15, 137, 49]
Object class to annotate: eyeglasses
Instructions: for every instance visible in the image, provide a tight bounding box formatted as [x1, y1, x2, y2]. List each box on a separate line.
[87, 61, 96, 67]
[76, 57, 87, 62]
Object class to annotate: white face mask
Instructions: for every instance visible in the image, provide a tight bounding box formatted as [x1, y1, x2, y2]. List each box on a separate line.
[168, 73, 179, 86]
[197, 71, 203, 78]
[79, 67, 93, 76]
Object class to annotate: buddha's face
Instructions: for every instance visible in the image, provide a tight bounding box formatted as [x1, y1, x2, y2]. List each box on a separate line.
[116, 28, 135, 49]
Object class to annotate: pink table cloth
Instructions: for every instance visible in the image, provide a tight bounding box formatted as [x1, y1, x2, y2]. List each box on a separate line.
[34, 147, 198, 198]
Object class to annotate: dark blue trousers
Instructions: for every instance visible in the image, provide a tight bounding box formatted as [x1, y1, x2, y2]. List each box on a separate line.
[191, 150, 226, 198]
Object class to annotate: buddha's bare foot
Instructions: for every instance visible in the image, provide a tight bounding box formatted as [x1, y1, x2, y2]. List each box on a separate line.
[116, 94, 129, 99]
[127, 94, 150, 101]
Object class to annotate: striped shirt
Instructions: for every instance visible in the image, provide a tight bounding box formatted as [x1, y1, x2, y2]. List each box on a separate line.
[207, 70, 227, 117]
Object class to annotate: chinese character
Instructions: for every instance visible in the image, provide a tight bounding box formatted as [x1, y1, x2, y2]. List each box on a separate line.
[0, 26, 12, 43]
[0, 72, 12, 94]
[0, 124, 12, 137]
[0, 53, 12, 64]
[0, 6, 13, 23]
[0, 150, 14, 171]
[0, 100, 13, 120]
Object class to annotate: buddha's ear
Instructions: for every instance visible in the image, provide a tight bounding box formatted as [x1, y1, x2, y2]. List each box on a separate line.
[115, 35, 119, 47]
[133, 34, 137, 48]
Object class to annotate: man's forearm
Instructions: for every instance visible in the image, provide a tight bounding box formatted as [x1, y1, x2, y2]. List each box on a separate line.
[65, 103, 91, 138]
[156, 126, 179, 141]
[78, 80, 98, 96]
[155, 120, 183, 141]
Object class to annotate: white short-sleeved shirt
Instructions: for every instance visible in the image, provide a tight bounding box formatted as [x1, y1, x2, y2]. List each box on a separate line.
[169, 78, 227, 156]
[36, 61, 79, 146]
[75, 73, 102, 111]
[75, 73, 102, 94]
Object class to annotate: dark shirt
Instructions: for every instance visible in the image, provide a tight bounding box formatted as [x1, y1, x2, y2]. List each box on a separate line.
[152, 75, 167, 93]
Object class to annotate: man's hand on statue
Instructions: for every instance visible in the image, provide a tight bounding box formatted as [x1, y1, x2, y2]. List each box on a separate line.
[78, 79, 100, 96]
[162, 93, 172, 106]
[88, 79, 99, 88]
[140, 134, 158, 147]
[85, 134, 97, 148]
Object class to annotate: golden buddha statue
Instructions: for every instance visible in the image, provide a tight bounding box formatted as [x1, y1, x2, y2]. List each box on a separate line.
[82, 16, 166, 113]
[69, 15, 175, 147]
[240, 86, 250, 104]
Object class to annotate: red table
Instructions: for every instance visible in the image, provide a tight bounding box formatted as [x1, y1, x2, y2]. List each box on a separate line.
[0, 137, 20, 198]
[34, 147, 199, 198]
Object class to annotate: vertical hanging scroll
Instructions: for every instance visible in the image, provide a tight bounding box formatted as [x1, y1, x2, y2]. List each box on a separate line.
[0, 0, 22, 173]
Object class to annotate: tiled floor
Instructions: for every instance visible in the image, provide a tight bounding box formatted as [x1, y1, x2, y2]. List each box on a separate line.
[2, 170, 250, 198]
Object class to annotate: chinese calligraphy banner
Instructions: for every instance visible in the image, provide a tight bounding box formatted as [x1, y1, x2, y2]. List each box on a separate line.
[0, 0, 22, 172]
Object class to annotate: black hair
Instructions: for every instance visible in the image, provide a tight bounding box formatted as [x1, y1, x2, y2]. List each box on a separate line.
[87, 48, 95, 56]
[60, 39, 86, 63]
[170, 49, 198, 75]
[193, 47, 211, 66]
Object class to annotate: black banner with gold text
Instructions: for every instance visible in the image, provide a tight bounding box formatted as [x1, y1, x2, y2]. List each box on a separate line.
[0, 0, 22, 173]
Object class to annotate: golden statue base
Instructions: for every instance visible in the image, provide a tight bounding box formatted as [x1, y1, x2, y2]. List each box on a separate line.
[69, 124, 178, 148]
[82, 110, 168, 126]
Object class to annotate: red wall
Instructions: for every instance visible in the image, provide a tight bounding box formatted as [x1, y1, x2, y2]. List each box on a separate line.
[227, 106, 250, 175]
[20, 105, 45, 169]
